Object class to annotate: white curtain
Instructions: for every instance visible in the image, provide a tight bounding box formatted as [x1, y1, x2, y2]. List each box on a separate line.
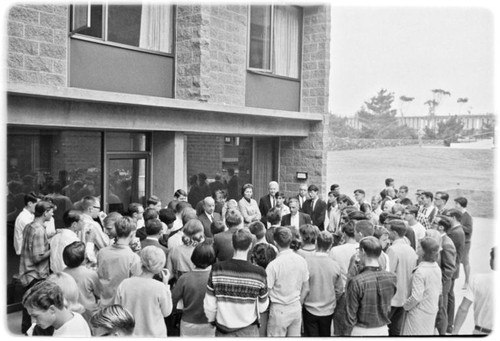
[273, 6, 300, 78]
[139, 3, 173, 53]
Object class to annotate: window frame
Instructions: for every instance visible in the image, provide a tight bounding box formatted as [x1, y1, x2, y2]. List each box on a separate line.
[69, 3, 176, 58]
[247, 4, 303, 81]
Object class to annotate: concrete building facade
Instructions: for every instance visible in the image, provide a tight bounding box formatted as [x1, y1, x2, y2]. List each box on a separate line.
[6, 3, 332, 309]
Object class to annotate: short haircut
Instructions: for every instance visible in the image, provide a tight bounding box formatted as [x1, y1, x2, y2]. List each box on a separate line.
[232, 228, 253, 251]
[378, 212, 390, 225]
[406, 205, 419, 216]
[47, 272, 84, 314]
[385, 178, 394, 186]
[421, 191, 434, 201]
[127, 203, 143, 216]
[143, 207, 158, 222]
[391, 203, 404, 215]
[81, 196, 98, 211]
[147, 195, 161, 206]
[227, 168, 235, 176]
[273, 226, 292, 248]
[354, 189, 365, 196]
[342, 220, 356, 238]
[191, 241, 216, 269]
[90, 305, 135, 336]
[388, 219, 407, 237]
[210, 220, 226, 236]
[420, 237, 440, 262]
[307, 184, 319, 192]
[399, 185, 409, 192]
[454, 197, 468, 208]
[444, 208, 463, 221]
[145, 218, 163, 236]
[355, 220, 374, 237]
[174, 189, 188, 199]
[400, 198, 413, 206]
[373, 225, 389, 240]
[34, 201, 55, 218]
[436, 215, 452, 232]
[115, 216, 136, 238]
[348, 210, 367, 221]
[276, 191, 286, 199]
[24, 192, 40, 206]
[181, 207, 198, 225]
[288, 197, 299, 206]
[63, 241, 86, 268]
[251, 243, 277, 269]
[267, 207, 281, 225]
[360, 236, 382, 258]
[435, 191, 449, 203]
[175, 201, 192, 214]
[225, 208, 243, 228]
[299, 224, 319, 244]
[159, 208, 176, 225]
[140, 246, 166, 274]
[249, 221, 266, 240]
[330, 184, 339, 191]
[103, 211, 123, 228]
[62, 210, 81, 228]
[316, 231, 333, 251]
[23, 280, 65, 311]
[241, 183, 254, 196]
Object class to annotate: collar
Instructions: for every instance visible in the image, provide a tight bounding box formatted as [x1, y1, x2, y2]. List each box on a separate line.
[360, 266, 381, 273]
[392, 238, 406, 245]
[278, 249, 293, 256]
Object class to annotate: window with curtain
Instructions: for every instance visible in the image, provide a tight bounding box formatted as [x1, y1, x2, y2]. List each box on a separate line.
[71, 4, 174, 54]
[248, 5, 302, 79]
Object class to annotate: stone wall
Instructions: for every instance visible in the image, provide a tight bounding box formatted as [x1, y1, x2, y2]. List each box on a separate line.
[186, 135, 224, 179]
[280, 4, 331, 199]
[327, 137, 442, 151]
[7, 4, 68, 87]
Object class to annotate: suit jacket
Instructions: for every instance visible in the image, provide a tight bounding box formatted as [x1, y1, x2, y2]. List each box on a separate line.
[447, 225, 465, 279]
[259, 194, 276, 225]
[439, 234, 457, 283]
[197, 211, 222, 238]
[281, 212, 312, 228]
[302, 198, 327, 231]
[296, 195, 308, 212]
[227, 176, 239, 201]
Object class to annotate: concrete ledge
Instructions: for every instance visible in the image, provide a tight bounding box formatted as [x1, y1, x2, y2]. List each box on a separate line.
[7, 83, 323, 122]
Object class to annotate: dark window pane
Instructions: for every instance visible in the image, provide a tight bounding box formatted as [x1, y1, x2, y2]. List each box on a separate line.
[77, 4, 103, 39]
[249, 5, 271, 70]
[107, 5, 142, 47]
[106, 132, 147, 152]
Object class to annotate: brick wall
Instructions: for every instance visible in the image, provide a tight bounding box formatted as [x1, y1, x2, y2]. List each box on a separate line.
[186, 135, 224, 179]
[280, 5, 331, 199]
[7, 4, 68, 87]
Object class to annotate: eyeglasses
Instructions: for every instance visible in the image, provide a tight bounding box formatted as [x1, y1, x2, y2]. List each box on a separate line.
[93, 206, 101, 210]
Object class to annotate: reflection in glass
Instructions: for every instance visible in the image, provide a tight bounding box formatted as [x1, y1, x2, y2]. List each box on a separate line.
[108, 159, 147, 213]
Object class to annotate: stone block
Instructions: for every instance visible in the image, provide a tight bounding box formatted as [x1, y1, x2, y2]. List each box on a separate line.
[25, 24, 54, 43]
[9, 68, 39, 83]
[39, 72, 65, 86]
[39, 42, 66, 59]
[8, 52, 24, 68]
[24, 55, 53, 72]
[8, 21, 24, 37]
[40, 12, 67, 30]
[9, 6, 39, 25]
[9, 37, 39, 55]
[53, 59, 66, 74]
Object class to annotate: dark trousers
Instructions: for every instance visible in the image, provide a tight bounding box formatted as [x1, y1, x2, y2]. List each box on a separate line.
[21, 278, 44, 334]
[333, 292, 352, 336]
[302, 307, 333, 337]
[447, 279, 456, 333]
[435, 279, 452, 335]
[388, 306, 406, 336]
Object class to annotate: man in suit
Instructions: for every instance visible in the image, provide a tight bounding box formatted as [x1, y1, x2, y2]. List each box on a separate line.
[281, 198, 311, 230]
[259, 181, 279, 226]
[296, 183, 308, 212]
[140, 218, 169, 262]
[198, 196, 222, 238]
[302, 184, 327, 231]
[226, 168, 239, 201]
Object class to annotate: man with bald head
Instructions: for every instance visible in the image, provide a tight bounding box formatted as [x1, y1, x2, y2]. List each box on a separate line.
[198, 196, 222, 238]
[259, 181, 279, 226]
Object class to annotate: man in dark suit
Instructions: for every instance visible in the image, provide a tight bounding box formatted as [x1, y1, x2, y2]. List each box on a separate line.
[140, 218, 169, 263]
[281, 198, 311, 230]
[197, 196, 222, 238]
[259, 181, 279, 226]
[213, 208, 249, 262]
[296, 183, 308, 212]
[302, 184, 327, 231]
[226, 168, 239, 201]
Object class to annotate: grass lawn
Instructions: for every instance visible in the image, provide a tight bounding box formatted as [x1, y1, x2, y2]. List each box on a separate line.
[327, 145, 495, 218]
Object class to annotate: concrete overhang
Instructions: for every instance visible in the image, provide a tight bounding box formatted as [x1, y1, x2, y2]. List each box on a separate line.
[7, 83, 324, 137]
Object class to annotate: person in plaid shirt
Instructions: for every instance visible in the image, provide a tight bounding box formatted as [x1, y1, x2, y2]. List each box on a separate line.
[416, 191, 438, 230]
[19, 200, 55, 334]
[346, 236, 397, 336]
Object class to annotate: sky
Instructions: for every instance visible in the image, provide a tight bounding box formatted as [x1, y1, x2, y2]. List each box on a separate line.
[329, 4, 496, 117]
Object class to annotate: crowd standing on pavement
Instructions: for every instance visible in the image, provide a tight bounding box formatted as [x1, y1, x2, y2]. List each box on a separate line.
[14, 172, 494, 337]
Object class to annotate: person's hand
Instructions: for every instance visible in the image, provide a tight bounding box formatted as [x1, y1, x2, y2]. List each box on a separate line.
[161, 269, 171, 286]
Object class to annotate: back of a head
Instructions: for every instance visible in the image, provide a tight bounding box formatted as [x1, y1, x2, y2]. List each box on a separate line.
[249, 221, 266, 240]
[145, 218, 163, 236]
[181, 207, 197, 225]
[143, 207, 158, 222]
[373, 225, 389, 240]
[232, 228, 253, 251]
[225, 208, 243, 228]
[360, 236, 382, 258]
[127, 202, 142, 216]
[348, 210, 367, 221]
[159, 208, 176, 225]
[355, 220, 374, 237]
[251, 243, 277, 269]
[454, 196, 468, 208]
[191, 241, 216, 269]
[175, 201, 191, 214]
[425, 229, 442, 246]
[299, 224, 319, 244]
[210, 220, 226, 236]
[444, 208, 463, 221]
[63, 241, 86, 268]
[23, 280, 65, 311]
[140, 245, 166, 274]
[274, 226, 292, 248]
[146, 195, 161, 207]
[388, 219, 408, 237]
[115, 216, 136, 238]
[63, 210, 81, 228]
[420, 237, 440, 262]
[34, 200, 55, 218]
[436, 215, 452, 232]
[400, 198, 413, 207]
[342, 220, 356, 238]
[391, 203, 404, 215]
[90, 305, 135, 336]
[81, 195, 97, 211]
[316, 231, 333, 252]
[24, 192, 40, 206]
[47, 272, 84, 314]
[267, 207, 281, 226]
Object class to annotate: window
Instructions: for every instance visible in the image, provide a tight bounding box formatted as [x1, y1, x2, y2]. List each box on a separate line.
[71, 3, 174, 54]
[248, 5, 302, 79]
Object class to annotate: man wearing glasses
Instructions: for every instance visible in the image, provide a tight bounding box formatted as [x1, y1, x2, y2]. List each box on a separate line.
[79, 196, 111, 265]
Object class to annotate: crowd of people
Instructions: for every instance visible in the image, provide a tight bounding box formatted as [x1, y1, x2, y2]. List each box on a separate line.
[13, 174, 494, 337]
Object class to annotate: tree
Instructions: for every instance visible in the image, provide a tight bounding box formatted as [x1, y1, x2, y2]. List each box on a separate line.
[457, 97, 469, 115]
[356, 89, 416, 139]
[399, 95, 414, 117]
[425, 89, 451, 116]
[425, 115, 465, 143]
